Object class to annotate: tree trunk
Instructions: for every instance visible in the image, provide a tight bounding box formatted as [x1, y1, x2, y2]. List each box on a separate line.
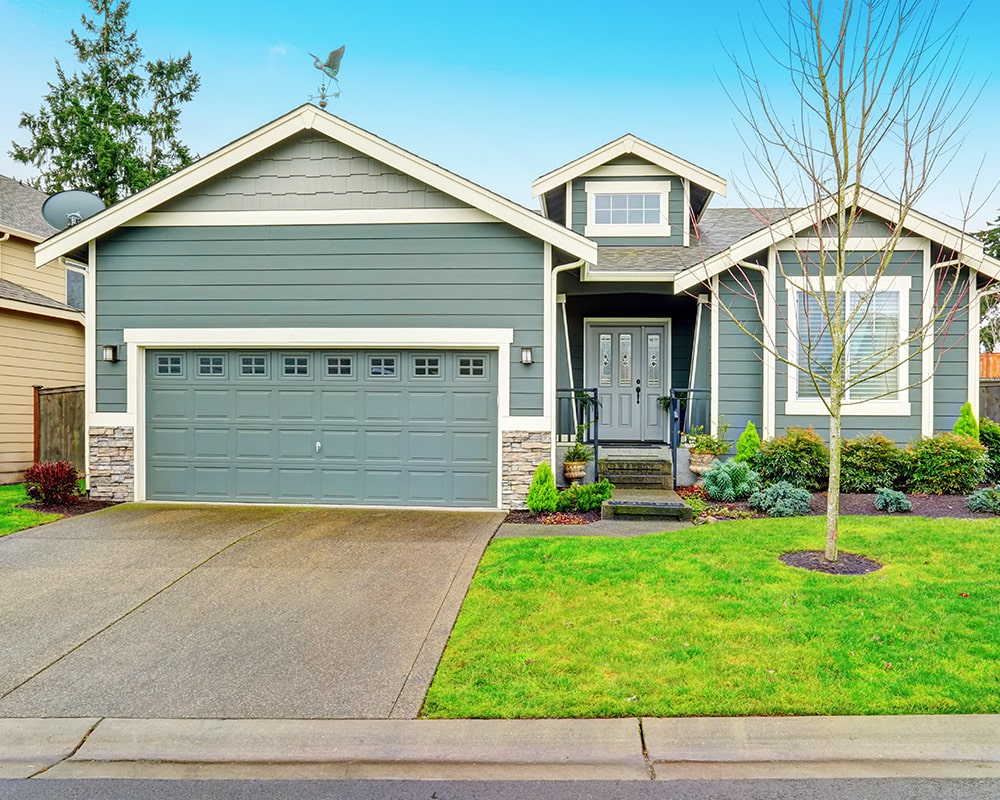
[825, 408, 842, 562]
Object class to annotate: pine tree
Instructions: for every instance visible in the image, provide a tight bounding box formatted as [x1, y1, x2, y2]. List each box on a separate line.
[9, 0, 199, 205]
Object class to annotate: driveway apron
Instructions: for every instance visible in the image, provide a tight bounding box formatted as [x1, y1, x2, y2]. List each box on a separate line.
[0, 505, 502, 719]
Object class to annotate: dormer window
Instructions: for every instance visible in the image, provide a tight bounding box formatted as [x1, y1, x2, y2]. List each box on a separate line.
[585, 180, 671, 237]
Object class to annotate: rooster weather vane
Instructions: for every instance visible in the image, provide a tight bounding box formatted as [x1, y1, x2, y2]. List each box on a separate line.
[309, 45, 345, 108]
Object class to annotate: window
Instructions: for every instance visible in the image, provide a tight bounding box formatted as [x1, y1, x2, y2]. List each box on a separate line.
[584, 180, 671, 237]
[787, 276, 910, 415]
[66, 269, 85, 311]
[282, 355, 310, 376]
[369, 355, 397, 377]
[156, 355, 183, 376]
[412, 356, 441, 378]
[197, 355, 225, 376]
[457, 356, 486, 377]
[240, 355, 267, 377]
[326, 355, 353, 377]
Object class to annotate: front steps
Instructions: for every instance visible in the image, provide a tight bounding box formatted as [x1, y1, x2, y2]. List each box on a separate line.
[597, 446, 692, 522]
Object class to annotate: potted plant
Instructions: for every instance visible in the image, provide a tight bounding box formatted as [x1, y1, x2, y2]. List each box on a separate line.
[563, 424, 593, 484]
[687, 422, 731, 476]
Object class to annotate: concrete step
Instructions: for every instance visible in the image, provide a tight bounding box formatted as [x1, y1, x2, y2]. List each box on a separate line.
[601, 489, 693, 522]
[604, 474, 673, 490]
[598, 459, 671, 474]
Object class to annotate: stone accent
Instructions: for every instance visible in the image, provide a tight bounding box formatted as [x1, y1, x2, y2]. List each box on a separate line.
[89, 426, 135, 502]
[502, 430, 551, 509]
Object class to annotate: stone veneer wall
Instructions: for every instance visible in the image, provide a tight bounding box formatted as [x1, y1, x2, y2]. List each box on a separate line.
[89, 426, 135, 502]
[502, 430, 551, 509]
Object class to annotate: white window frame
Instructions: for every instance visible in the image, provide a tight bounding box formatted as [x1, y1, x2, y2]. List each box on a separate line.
[584, 180, 671, 238]
[785, 274, 911, 416]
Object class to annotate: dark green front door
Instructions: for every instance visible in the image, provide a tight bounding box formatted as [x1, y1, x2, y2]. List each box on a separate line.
[145, 349, 498, 507]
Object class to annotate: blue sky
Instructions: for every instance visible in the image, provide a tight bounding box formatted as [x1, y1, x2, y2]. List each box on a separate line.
[2, 0, 997, 227]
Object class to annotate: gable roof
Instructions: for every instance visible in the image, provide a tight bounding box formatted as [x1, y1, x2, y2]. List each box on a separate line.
[531, 134, 728, 199]
[0, 175, 56, 242]
[0, 277, 81, 322]
[36, 105, 598, 267]
[673, 187, 1000, 292]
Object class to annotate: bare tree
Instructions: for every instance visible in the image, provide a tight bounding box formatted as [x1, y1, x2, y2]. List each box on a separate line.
[706, 0, 978, 561]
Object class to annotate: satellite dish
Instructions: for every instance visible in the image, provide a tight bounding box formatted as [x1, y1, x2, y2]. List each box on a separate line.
[42, 190, 105, 231]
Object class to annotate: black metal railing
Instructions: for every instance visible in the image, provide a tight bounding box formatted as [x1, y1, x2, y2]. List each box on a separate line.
[556, 387, 600, 466]
[667, 387, 711, 485]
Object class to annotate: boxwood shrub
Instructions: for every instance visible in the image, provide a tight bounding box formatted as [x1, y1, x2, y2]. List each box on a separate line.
[907, 433, 986, 495]
[840, 433, 909, 493]
[752, 427, 829, 491]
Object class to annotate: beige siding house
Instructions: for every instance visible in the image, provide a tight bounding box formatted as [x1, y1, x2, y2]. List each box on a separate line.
[0, 176, 85, 483]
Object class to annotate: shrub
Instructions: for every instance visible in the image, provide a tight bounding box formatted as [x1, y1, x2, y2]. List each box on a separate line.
[953, 401, 979, 439]
[967, 486, 1000, 515]
[23, 460, 81, 504]
[734, 420, 761, 463]
[703, 459, 761, 502]
[556, 479, 614, 513]
[907, 433, 986, 495]
[748, 481, 812, 517]
[752, 427, 829, 491]
[874, 488, 912, 513]
[526, 461, 558, 513]
[979, 417, 1000, 481]
[841, 433, 909, 493]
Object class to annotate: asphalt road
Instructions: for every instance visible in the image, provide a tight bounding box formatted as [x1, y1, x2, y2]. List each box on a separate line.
[2, 778, 1000, 799]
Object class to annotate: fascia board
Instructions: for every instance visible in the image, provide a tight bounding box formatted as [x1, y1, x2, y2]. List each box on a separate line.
[532, 134, 727, 198]
[36, 104, 597, 267]
[1, 297, 84, 323]
[0, 225, 46, 243]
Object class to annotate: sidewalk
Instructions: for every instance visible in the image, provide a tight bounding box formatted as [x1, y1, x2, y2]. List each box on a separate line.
[2, 715, 998, 780]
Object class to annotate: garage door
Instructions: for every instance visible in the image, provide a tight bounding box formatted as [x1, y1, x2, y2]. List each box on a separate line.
[145, 349, 498, 507]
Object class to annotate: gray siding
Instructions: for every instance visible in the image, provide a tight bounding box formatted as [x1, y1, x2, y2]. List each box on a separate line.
[932, 268, 972, 433]
[717, 272, 764, 438]
[773, 249, 924, 444]
[570, 175, 682, 246]
[95, 223, 544, 414]
[162, 132, 469, 213]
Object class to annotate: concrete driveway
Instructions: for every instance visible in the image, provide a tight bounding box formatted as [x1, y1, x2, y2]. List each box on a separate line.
[0, 504, 502, 720]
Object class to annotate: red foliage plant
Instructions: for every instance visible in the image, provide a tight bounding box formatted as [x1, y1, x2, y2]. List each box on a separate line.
[23, 460, 81, 504]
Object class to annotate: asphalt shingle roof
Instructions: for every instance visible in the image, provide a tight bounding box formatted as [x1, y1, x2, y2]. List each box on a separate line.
[594, 207, 796, 274]
[0, 175, 56, 239]
[0, 277, 76, 312]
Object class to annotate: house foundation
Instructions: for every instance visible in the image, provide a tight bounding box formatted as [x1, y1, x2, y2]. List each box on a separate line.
[88, 426, 135, 502]
[502, 430, 551, 509]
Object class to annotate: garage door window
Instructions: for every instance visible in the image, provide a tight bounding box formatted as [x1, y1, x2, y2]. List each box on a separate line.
[282, 355, 310, 377]
[240, 355, 268, 377]
[326, 355, 354, 377]
[412, 355, 441, 378]
[369, 355, 397, 378]
[458, 356, 486, 378]
[156, 354, 184, 377]
[198, 355, 226, 377]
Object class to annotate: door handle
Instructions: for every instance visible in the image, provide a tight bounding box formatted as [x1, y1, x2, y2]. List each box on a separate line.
[635, 379, 641, 405]
[315, 441, 322, 452]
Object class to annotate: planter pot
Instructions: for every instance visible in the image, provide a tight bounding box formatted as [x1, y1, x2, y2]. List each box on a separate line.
[564, 461, 587, 484]
[688, 451, 717, 476]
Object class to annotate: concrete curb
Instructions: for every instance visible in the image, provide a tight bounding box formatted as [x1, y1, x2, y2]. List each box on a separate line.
[4, 715, 999, 780]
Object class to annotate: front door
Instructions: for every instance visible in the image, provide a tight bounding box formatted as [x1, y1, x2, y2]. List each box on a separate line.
[585, 322, 668, 442]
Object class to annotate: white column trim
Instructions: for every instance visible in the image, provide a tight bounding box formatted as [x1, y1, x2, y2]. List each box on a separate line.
[969, 269, 980, 419]
[84, 241, 96, 484]
[763, 248, 777, 438]
[683, 179, 691, 248]
[710, 275, 720, 433]
[921, 240, 935, 436]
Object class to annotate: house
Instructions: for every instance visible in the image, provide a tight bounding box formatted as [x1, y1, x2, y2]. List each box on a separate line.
[34, 105, 1000, 508]
[0, 175, 85, 483]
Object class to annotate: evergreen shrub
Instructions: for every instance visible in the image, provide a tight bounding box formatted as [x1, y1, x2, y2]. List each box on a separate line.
[841, 433, 909, 493]
[748, 481, 812, 517]
[752, 427, 829, 491]
[907, 433, 986, 495]
[526, 461, 558, 513]
[703, 459, 761, 502]
[953, 401, 979, 438]
[979, 417, 1000, 481]
[734, 421, 762, 463]
[874, 487, 912, 513]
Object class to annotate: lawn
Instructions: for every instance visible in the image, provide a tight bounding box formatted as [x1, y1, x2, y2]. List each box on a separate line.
[423, 516, 1000, 718]
[0, 484, 61, 536]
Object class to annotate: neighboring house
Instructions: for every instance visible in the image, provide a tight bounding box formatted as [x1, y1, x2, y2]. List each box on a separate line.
[0, 176, 85, 483]
[33, 105, 1000, 508]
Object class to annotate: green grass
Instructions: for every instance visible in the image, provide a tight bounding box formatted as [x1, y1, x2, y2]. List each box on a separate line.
[423, 517, 1000, 718]
[0, 484, 61, 536]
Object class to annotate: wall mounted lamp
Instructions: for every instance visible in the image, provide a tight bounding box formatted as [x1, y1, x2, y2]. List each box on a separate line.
[520, 346, 533, 365]
[102, 344, 119, 363]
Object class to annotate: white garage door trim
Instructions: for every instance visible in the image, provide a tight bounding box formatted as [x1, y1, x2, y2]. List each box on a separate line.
[121, 328, 515, 506]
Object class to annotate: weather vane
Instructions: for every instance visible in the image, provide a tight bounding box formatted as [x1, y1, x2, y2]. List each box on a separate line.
[309, 45, 345, 108]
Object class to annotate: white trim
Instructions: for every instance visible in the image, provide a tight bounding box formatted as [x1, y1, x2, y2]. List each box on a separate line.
[710, 276, 719, 433]
[127, 499, 503, 513]
[36, 104, 598, 267]
[542, 244, 554, 425]
[123, 327, 515, 348]
[583, 164, 672, 178]
[763, 248, 777, 438]
[0, 224, 46, 243]
[682, 179, 690, 248]
[532, 133, 726, 198]
[502, 416, 551, 432]
[583, 180, 672, 238]
[921, 240, 935, 436]
[84, 240, 97, 484]
[88, 412, 135, 426]
[580, 267, 678, 282]
[785, 274, 912, 416]
[969, 272, 981, 419]
[0, 298, 83, 323]
[125, 208, 496, 227]
[774, 236, 927, 251]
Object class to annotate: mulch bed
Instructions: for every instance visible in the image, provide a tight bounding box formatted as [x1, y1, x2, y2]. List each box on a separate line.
[504, 509, 601, 525]
[780, 550, 883, 575]
[20, 498, 118, 517]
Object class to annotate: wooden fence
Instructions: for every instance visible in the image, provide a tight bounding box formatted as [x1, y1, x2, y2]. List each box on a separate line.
[982, 380, 1000, 423]
[982, 353, 1000, 379]
[34, 385, 84, 471]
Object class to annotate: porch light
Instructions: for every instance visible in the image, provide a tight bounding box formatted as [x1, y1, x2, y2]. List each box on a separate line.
[102, 344, 119, 363]
[520, 346, 533, 365]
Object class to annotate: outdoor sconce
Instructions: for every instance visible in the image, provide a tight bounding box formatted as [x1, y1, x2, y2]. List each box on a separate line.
[520, 346, 533, 365]
[102, 344, 119, 363]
